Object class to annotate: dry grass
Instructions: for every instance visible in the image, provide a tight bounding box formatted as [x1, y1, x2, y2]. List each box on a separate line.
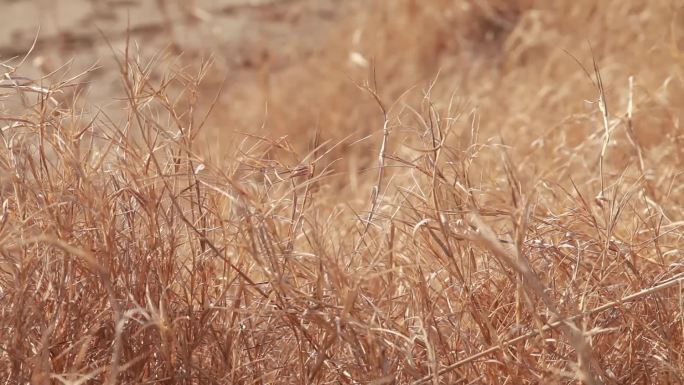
[1, 0, 684, 384]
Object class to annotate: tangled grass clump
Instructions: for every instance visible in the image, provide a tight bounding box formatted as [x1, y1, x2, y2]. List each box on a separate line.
[1, 0, 684, 384]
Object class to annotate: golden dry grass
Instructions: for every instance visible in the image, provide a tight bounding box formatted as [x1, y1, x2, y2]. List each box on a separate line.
[1, 0, 684, 384]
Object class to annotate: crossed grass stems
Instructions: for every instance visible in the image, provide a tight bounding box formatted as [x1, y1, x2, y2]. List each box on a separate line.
[0, 27, 683, 385]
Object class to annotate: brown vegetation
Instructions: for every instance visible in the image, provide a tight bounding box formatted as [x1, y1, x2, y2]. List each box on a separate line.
[1, 0, 683, 384]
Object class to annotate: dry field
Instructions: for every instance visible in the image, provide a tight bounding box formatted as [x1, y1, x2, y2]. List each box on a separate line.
[1, 0, 684, 384]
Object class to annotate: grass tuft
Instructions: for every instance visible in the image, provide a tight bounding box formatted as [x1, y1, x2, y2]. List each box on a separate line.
[1, 0, 683, 384]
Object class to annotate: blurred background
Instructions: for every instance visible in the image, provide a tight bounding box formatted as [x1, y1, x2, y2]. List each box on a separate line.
[2, 0, 683, 198]
[0, 0, 350, 127]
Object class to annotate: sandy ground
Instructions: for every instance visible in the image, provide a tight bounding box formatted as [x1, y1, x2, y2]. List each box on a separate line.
[0, 0, 351, 111]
